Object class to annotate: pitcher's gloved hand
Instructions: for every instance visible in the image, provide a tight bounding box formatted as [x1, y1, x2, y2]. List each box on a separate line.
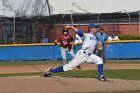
[96, 42, 103, 51]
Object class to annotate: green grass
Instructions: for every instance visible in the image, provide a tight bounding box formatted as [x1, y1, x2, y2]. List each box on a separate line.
[54, 69, 140, 80]
[0, 72, 42, 77]
[0, 60, 139, 81]
[0, 61, 63, 66]
[0, 60, 139, 66]
[106, 60, 140, 64]
[81, 90, 140, 93]
[0, 61, 139, 93]
[0, 69, 139, 81]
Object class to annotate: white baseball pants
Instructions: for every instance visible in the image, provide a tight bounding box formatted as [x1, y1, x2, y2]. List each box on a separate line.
[63, 49, 103, 71]
[60, 47, 75, 60]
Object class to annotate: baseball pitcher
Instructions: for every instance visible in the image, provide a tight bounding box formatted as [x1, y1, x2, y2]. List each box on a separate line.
[43, 23, 107, 81]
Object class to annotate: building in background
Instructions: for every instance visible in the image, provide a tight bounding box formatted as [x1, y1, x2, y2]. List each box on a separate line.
[0, 0, 140, 44]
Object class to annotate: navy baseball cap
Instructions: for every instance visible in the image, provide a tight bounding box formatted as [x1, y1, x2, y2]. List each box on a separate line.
[63, 28, 69, 35]
[89, 23, 99, 28]
[63, 28, 68, 32]
[112, 34, 115, 36]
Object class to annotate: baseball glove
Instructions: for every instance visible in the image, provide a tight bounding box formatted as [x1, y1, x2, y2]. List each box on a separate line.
[68, 45, 72, 51]
[54, 42, 57, 45]
[96, 42, 103, 51]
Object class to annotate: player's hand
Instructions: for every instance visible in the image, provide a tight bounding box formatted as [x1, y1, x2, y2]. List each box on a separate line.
[54, 42, 57, 45]
[66, 26, 78, 33]
[66, 25, 72, 29]
[68, 45, 72, 51]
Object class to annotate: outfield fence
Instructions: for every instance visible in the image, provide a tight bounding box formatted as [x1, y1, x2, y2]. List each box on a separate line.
[0, 40, 139, 61]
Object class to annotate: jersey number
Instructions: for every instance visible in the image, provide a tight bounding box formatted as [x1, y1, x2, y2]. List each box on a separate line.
[90, 37, 95, 40]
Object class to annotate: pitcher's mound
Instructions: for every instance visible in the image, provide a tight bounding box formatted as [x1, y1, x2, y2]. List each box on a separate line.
[0, 76, 140, 93]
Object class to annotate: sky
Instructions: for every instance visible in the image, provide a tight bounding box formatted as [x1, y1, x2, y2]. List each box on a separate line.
[0, 0, 139, 17]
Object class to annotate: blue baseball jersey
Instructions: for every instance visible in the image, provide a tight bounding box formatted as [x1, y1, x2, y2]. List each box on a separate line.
[40, 38, 48, 43]
[96, 32, 107, 43]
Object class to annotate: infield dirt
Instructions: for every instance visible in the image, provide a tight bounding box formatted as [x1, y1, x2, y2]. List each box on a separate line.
[0, 63, 140, 93]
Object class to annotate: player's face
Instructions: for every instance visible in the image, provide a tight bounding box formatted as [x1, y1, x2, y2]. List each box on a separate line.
[63, 32, 68, 36]
[100, 29, 104, 33]
[90, 28, 97, 35]
[100, 30, 104, 33]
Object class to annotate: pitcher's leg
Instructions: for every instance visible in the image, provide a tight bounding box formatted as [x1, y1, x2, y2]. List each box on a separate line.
[63, 54, 86, 71]
[86, 54, 106, 81]
[43, 56, 85, 77]
[43, 51, 87, 77]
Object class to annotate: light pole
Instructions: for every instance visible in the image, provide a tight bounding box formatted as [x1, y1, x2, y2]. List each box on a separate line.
[97, 13, 101, 25]
[13, 16, 16, 44]
[123, 10, 132, 32]
[138, 10, 140, 35]
[60, 10, 74, 25]
[70, 10, 74, 26]
[117, 10, 132, 33]
[60, 10, 74, 37]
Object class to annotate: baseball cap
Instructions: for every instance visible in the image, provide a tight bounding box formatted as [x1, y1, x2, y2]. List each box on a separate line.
[100, 27, 104, 31]
[89, 23, 99, 28]
[112, 33, 115, 36]
[63, 28, 68, 32]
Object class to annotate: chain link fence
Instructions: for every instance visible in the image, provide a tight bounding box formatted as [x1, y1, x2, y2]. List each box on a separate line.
[0, 14, 138, 44]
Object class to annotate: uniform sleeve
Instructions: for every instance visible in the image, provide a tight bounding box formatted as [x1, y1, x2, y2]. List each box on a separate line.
[96, 32, 100, 40]
[75, 38, 79, 44]
[76, 29, 84, 37]
[75, 34, 81, 44]
[76, 34, 82, 40]
[55, 36, 61, 41]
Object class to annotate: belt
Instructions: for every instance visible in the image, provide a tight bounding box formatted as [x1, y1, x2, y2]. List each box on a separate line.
[83, 51, 91, 56]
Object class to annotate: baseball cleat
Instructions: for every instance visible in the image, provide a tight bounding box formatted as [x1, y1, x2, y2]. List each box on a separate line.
[77, 65, 81, 70]
[42, 67, 53, 77]
[98, 75, 107, 81]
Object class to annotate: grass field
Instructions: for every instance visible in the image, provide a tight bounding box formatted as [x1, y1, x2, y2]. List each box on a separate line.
[0, 61, 61, 66]
[54, 69, 140, 80]
[0, 69, 139, 80]
[86, 90, 140, 93]
[0, 60, 139, 93]
[0, 60, 139, 80]
[0, 60, 139, 66]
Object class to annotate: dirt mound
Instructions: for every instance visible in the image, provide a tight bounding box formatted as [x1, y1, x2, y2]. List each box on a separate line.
[0, 63, 140, 93]
[0, 76, 140, 93]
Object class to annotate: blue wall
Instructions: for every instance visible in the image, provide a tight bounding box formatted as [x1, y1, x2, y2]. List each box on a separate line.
[0, 42, 139, 61]
[105, 42, 140, 59]
[0, 45, 82, 61]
